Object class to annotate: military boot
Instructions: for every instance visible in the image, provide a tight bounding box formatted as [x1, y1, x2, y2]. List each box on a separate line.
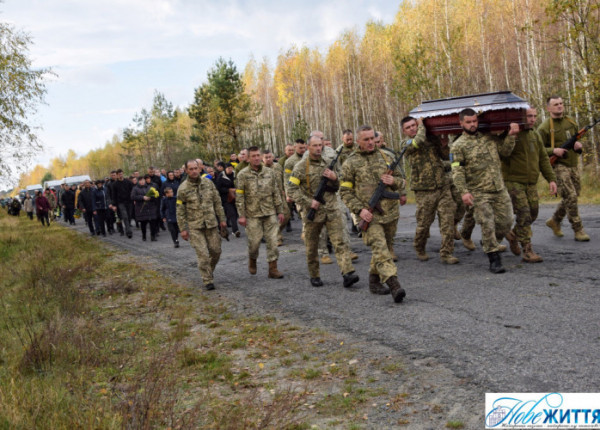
[487, 252, 505, 274]
[350, 252, 359, 261]
[440, 254, 459, 265]
[574, 229, 590, 242]
[268, 260, 284, 279]
[461, 235, 476, 251]
[249, 258, 257, 275]
[386, 276, 406, 303]
[321, 255, 333, 264]
[342, 271, 359, 288]
[368, 274, 390, 295]
[546, 218, 564, 237]
[521, 243, 543, 263]
[505, 230, 521, 255]
[414, 244, 429, 261]
[310, 277, 324, 287]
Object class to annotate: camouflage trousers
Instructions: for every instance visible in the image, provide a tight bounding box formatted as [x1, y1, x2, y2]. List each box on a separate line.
[247, 215, 280, 262]
[189, 227, 222, 286]
[505, 181, 539, 244]
[414, 186, 456, 256]
[451, 183, 475, 238]
[278, 193, 291, 242]
[552, 164, 583, 231]
[472, 189, 514, 254]
[304, 210, 355, 278]
[362, 219, 398, 283]
[299, 205, 329, 257]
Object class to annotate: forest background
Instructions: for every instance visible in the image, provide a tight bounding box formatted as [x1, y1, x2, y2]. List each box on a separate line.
[12, 0, 600, 191]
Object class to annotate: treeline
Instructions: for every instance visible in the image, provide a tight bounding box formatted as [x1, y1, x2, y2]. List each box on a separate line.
[16, 0, 600, 190]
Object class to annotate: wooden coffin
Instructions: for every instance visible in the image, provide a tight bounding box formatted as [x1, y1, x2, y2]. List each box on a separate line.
[409, 91, 529, 135]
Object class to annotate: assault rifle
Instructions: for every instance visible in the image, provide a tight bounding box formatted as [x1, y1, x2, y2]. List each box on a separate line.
[358, 145, 409, 232]
[306, 146, 343, 221]
[549, 118, 600, 166]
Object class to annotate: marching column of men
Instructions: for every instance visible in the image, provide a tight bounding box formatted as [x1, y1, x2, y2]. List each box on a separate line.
[54, 94, 589, 299]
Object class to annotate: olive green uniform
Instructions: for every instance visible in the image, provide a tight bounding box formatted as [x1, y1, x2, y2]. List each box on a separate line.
[288, 156, 355, 278]
[176, 176, 226, 287]
[236, 165, 284, 262]
[451, 132, 515, 254]
[537, 116, 584, 232]
[502, 128, 556, 244]
[340, 149, 405, 283]
[403, 124, 456, 258]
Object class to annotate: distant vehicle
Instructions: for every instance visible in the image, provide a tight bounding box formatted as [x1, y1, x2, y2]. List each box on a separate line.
[44, 179, 65, 192]
[25, 184, 43, 197]
[64, 175, 92, 187]
[18, 189, 27, 201]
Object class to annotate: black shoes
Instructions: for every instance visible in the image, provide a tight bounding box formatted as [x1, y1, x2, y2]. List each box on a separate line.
[343, 271, 359, 288]
[286, 222, 292, 232]
[126, 232, 132, 239]
[204, 283, 215, 291]
[488, 252, 505, 274]
[174, 240, 179, 248]
[151, 235, 157, 242]
[310, 277, 324, 287]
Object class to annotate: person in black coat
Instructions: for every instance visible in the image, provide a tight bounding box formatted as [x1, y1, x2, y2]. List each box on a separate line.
[61, 185, 76, 225]
[130, 175, 159, 241]
[93, 180, 111, 236]
[160, 187, 180, 247]
[77, 180, 96, 235]
[215, 163, 239, 236]
[160, 171, 180, 197]
[109, 169, 134, 238]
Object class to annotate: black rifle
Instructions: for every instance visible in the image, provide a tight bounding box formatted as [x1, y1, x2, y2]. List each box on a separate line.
[550, 118, 600, 166]
[358, 145, 409, 232]
[306, 147, 344, 221]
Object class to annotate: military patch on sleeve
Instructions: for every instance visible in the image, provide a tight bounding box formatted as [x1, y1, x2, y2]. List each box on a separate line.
[285, 169, 292, 174]
[236, 189, 245, 194]
[176, 199, 183, 205]
[340, 181, 354, 189]
[288, 176, 300, 185]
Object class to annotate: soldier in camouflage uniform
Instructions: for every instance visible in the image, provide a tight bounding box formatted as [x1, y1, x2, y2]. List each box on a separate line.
[177, 160, 227, 290]
[502, 108, 557, 262]
[340, 125, 407, 303]
[401, 117, 458, 264]
[236, 146, 286, 279]
[287, 136, 359, 288]
[537, 96, 590, 242]
[262, 149, 290, 245]
[451, 109, 519, 273]
[234, 149, 249, 176]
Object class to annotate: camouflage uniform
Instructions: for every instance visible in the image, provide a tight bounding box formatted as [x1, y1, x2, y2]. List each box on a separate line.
[236, 165, 284, 262]
[451, 132, 515, 254]
[443, 137, 473, 240]
[537, 116, 585, 233]
[288, 156, 355, 278]
[234, 160, 249, 176]
[176, 176, 225, 287]
[340, 149, 405, 283]
[403, 123, 456, 259]
[335, 144, 356, 167]
[266, 162, 291, 242]
[502, 128, 556, 244]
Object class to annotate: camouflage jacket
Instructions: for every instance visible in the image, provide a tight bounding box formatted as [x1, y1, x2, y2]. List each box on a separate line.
[537, 116, 579, 168]
[283, 152, 303, 185]
[502, 128, 556, 185]
[340, 149, 406, 225]
[236, 164, 284, 218]
[335, 144, 356, 166]
[265, 162, 285, 197]
[402, 123, 447, 191]
[234, 161, 249, 176]
[287, 156, 341, 223]
[450, 131, 515, 195]
[176, 175, 225, 231]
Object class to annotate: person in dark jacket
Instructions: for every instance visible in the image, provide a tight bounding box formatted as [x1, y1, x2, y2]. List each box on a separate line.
[61, 185, 76, 225]
[131, 175, 159, 241]
[104, 171, 118, 233]
[160, 171, 180, 197]
[93, 180, 111, 236]
[78, 180, 96, 235]
[215, 163, 240, 236]
[109, 169, 134, 238]
[160, 187, 180, 247]
[35, 191, 51, 226]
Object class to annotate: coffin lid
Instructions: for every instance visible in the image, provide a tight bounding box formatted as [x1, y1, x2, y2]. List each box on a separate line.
[409, 91, 530, 118]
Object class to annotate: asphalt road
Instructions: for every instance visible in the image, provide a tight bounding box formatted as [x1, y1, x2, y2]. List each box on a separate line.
[68, 204, 599, 410]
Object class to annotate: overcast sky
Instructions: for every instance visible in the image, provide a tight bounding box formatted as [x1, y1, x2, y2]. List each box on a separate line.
[1, 0, 398, 186]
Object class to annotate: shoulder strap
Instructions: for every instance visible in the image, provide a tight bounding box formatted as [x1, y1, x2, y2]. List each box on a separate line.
[305, 158, 311, 194]
[550, 118, 555, 150]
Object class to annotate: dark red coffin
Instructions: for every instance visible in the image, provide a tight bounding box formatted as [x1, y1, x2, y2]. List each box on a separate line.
[409, 91, 530, 135]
